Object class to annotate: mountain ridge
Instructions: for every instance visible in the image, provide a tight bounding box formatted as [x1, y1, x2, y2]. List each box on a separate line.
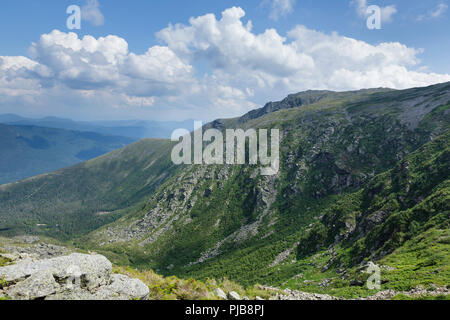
[238, 87, 395, 123]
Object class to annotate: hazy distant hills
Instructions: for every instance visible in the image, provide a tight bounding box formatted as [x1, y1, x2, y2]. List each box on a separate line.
[0, 114, 195, 139]
[0, 124, 135, 185]
[0, 114, 194, 185]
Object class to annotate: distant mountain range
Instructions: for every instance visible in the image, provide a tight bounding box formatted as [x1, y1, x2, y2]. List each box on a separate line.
[0, 124, 135, 185]
[0, 114, 195, 139]
[0, 115, 195, 185]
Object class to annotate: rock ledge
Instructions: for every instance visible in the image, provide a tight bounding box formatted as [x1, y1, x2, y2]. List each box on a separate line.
[0, 253, 149, 300]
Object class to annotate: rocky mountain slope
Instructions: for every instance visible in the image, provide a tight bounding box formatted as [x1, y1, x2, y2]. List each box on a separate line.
[0, 82, 449, 298]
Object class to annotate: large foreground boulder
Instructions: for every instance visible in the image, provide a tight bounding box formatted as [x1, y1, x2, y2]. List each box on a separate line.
[0, 253, 149, 300]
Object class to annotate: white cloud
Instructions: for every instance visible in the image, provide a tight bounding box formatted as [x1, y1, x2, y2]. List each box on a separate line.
[81, 0, 105, 26]
[27, 30, 194, 97]
[417, 3, 448, 21]
[353, 0, 397, 23]
[431, 3, 448, 17]
[0, 56, 47, 98]
[1, 7, 449, 121]
[157, 7, 314, 78]
[123, 46, 193, 83]
[158, 8, 449, 93]
[263, 0, 296, 21]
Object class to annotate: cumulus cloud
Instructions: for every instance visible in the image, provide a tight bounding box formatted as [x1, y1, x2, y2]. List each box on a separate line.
[1, 7, 450, 120]
[27, 30, 194, 96]
[0, 55, 55, 94]
[417, 3, 448, 21]
[157, 7, 313, 77]
[263, 0, 296, 21]
[353, 0, 397, 23]
[158, 7, 449, 94]
[81, 0, 105, 26]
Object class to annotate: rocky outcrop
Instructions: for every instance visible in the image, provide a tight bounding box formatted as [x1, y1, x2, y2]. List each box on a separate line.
[0, 253, 149, 300]
[363, 286, 450, 300]
[213, 288, 227, 300]
[269, 242, 299, 268]
[263, 286, 341, 300]
[227, 291, 241, 300]
[238, 90, 348, 123]
[1, 243, 71, 261]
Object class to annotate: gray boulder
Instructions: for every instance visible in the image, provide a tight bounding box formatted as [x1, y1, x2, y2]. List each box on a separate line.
[227, 291, 241, 300]
[5, 270, 60, 300]
[44, 288, 98, 300]
[0, 253, 111, 290]
[46, 275, 149, 301]
[0, 253, 149, 300]
[94, 274, 150, 300]
[213, 288, 227, 300]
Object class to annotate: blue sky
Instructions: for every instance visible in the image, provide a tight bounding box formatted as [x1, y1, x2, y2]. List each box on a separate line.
[0, 0, 449, 121]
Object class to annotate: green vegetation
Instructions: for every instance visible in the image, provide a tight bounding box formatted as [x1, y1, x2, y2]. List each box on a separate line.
[0, 274, 11, 300]
[0, 249, 12, 267]
[0, 257, 10, 267]
[113, 266, 275, 300]
[0, 276, 8, 288]
[1, 82, 449, 299]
